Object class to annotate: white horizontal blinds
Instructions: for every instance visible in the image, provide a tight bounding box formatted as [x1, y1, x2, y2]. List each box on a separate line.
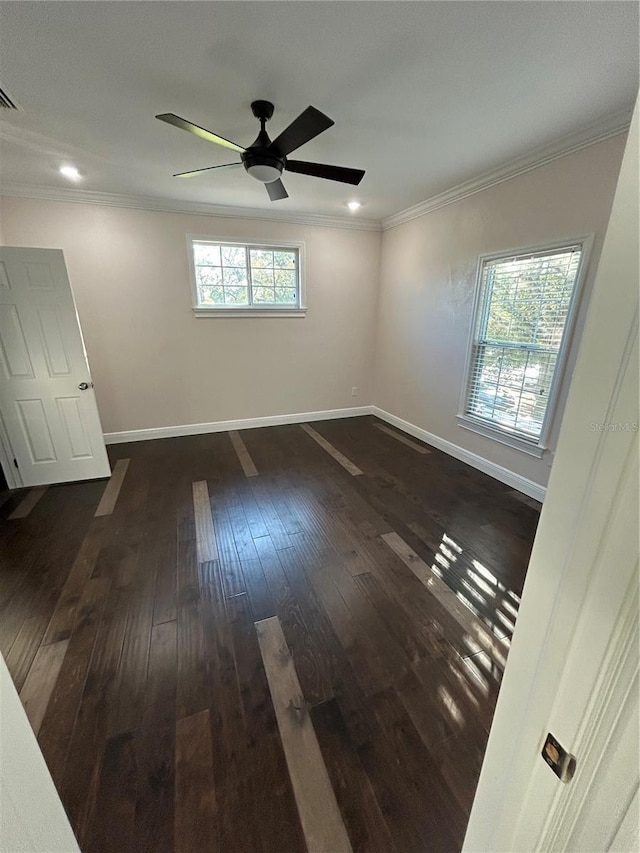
[192, 241, 298, 307]
[466, 246, 582, 441]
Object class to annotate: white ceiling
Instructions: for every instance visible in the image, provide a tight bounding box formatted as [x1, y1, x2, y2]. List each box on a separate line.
[0, 1, 638, 223]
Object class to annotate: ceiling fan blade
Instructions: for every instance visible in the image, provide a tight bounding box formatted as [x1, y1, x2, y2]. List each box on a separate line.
[173, 163, 242, 178]
[270, 106, 334, 156]
[266, 179, 288, 201]
[286, 159, 365, 185]
[156, 113, 245, 153]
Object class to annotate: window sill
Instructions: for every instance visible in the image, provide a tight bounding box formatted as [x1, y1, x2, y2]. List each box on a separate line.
[457, 415, 546, 458]
[193, 308, 306, 318]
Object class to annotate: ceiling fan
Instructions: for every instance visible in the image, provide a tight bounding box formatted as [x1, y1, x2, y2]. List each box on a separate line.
[156, 100, 365, 201]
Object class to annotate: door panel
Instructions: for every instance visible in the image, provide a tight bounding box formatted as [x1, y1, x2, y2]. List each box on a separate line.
[37, 305, 72, 377]
[56, 396, 93, 458]
[16, 398, 57, 462]
[0, 305, 35, 378]
[0, 248, 110, 486]
[25, 260, 57, 290]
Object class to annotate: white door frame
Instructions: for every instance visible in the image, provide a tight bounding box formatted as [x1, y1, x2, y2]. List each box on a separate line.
[1, 654, 80, 851]
[463, 99, 639, 850]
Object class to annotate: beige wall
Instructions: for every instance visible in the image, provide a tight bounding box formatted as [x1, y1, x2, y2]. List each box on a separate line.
[0, 199, 381, 434]
[373, 134, 627, 488]
[0, 134, 626, 488]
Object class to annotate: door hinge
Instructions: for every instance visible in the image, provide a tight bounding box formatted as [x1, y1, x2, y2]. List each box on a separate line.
[13, 458, 18, 469]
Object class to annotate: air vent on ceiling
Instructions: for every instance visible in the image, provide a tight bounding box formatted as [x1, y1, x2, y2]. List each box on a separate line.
[0, 85, 18, 110]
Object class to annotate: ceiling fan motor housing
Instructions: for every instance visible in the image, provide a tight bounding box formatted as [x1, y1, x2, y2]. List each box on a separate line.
[242, 100, 285, 183]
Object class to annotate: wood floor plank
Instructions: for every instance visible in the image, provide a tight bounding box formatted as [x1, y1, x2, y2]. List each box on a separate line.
[255, 615, 354, 853]
[152, 527, 178, 626]
[279, 550, 375, 744]
[135, 725, 175, 853]
[361, 687, 467, 852]
[291, 483, 377, 577]
[219, 559, 247, 599]
[108, 540, 157, 737]
[292, 532, 411, 695]
[143, 620, 177, 731]
[256, 536, 337, 708]
[8, 486, 48, 519]
[236, 480, 268, 538]
[38, 576, 111, 787]
[229, 430, 259, 477]
[192, 480, 219, 563]
[85, 731, 138, 853]
[60, 583, 130, 850]
[300, 423, 363, 476]
[354, 571, 429, 666]
[249, 480, 292, 549]
[252, 534, 293, 609]
[175, 710, 217, 853]
[507, 488, 543, 510]
[311, 698, 399, 853]
[176, 538, 211, 719]
[200, 577, 277, 853]
[94, 458, 130, 517]
[19, 638, 69, 735]
[227, 594, 307, 853]
[199, 578, 252, 850]
[43, 517, 108, 644]
[288, 536, 388, 700]
[210, 492, 241, 566]
[240, 557, 276, 622]
[397, 655, 492, 752]
[374, 423, 431, 454]
[224, 504, 257, 566]
[4, 613, 49, 691]
[381, 530, 509, 662]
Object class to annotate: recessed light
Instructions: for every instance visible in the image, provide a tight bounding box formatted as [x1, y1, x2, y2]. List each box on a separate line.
[346, 200, 362, 211]
[59, 165, 82, 181]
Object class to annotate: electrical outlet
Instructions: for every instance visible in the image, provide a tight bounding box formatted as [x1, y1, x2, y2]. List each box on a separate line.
[351, 386, 358, 397]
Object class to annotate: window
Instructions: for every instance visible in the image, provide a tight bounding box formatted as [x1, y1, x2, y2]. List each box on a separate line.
[188, 237, 305, 316]
[458, 240, 588, 456]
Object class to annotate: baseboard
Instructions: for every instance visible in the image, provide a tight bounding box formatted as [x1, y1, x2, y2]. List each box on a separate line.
[371, 406, 546, 502]
[103, 406, 373, 445]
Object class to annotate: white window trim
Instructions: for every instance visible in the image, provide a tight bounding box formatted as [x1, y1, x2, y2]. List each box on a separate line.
[187, 234, 306, 317]
[457, 235, 594, 455]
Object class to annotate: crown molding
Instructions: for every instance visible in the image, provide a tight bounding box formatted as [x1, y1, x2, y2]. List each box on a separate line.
[381, 108, 633, 231]
[0, 184, 383, 232]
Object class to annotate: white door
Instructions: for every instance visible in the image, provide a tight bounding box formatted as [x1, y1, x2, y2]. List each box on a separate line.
[0, 247, 110, 487]
[463, 101, 639, 850]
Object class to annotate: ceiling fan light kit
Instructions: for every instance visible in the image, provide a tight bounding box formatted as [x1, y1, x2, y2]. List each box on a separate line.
[156, 100, 365, 201]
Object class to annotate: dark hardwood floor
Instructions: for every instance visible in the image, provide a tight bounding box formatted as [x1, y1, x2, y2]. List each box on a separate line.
[0, 416, 540, 852]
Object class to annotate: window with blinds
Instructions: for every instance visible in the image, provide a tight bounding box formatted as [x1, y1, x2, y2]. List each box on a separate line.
[461, 243, 585, 449]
